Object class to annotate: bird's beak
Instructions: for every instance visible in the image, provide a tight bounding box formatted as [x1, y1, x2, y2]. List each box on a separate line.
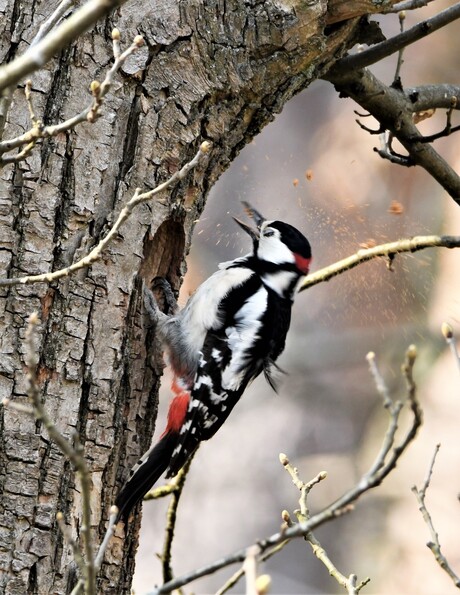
[232, 201, 266, 241]
[241, 201, 265, 229]
[232, 216, 259, 241]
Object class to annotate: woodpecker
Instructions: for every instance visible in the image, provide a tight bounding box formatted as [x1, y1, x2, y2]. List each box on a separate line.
[115, 202, 311, 523]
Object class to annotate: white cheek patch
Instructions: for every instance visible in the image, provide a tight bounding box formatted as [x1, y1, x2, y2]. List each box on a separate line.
[258, 235, 295, 265]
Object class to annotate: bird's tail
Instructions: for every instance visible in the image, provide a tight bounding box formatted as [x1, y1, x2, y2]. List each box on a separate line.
[115, 431, 178, 524]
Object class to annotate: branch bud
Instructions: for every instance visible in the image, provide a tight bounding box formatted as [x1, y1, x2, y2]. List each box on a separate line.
[406, 344, 417, 363]
[200, 140, 211, 154]
[366, 351, 375, 362]
[90, 80, 101, 95]
[441, 322, 453, 339]
[279, 453, 289, 466]
[255, 574, 271, 595]
[281, 509, 292, 524]
[134, 35, 144, 47]
[112, 28, 121, 41]
[28, 311, 40, 325]
[56, 511, 64, 521]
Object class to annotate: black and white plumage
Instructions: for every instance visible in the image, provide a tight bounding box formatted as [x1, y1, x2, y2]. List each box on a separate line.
[115, 203, 311, 523]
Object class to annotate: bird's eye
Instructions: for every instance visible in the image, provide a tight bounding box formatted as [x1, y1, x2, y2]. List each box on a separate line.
[264, 229, 275, 237]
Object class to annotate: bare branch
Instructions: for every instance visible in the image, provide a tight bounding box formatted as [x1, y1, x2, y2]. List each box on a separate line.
[161, 455, 195, 585]
[325, 67, 460, 201]
[0, 31, 144, 163]
[0, 141, 211, 287]
[150, 346, 422, 594]
[215, 534, 289, 595]
[393, 11, 407, 84]
[331, 3, 460, 73]
[406, 85, 460, 112]
[298, 236, 460, 293]
[31, 0, 76, 48]
[385, 0, 436, 13]
[95, 505, 119, 570]
[366, 352, 392, 409]
[2, 313, 96, 594]
[280, 456, 367, 595]
[0, 0, 127, 93]
[412, 445, 460, 589]
[441, 323, 460, 376]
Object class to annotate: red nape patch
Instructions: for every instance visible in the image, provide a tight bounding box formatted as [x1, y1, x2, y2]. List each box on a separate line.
[294, 253, 311, 274]
[163, 379, 190, 435]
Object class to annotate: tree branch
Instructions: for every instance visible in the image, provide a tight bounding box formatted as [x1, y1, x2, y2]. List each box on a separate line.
[298, 235, 460, 293]
[31, 0, 76, 48]
[0, 0, 127, 93]
[2, 313, 96, 594]
[412, 445, 460, 589]
[161, 455, 195, 586]
[325, 65, 460, 201]
[0, 141, 211, 287]
[441, 323, 460, 376]
[149, 346, 422, 594]
[331, 3, 460, 72]
[405, 84, 460, 112]
[0, 31, 144, 164]
[280, 456, 369, 594]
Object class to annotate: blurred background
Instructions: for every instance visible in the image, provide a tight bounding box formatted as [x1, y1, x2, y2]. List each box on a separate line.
[133, 3, 460, 593]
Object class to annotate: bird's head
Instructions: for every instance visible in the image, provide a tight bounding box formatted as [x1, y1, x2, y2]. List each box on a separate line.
[234, 202, 311, 297]
[234, 202, 311, 273]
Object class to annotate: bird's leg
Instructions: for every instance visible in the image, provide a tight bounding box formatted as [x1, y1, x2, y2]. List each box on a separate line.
[143, 278, 178, 329]
[152, 277, 179, 315]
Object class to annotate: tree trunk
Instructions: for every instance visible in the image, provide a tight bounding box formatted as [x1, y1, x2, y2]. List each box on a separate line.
[0, 1, 388, 592]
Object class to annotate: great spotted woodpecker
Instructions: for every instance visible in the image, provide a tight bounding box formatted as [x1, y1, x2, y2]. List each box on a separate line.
[115, 203, 311, 523]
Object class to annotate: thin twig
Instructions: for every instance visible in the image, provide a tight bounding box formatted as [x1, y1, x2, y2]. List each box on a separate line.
[325, 65, 460, 201]
[280, 455, 368, 595]
[150, 346, 422, 594]
[161, 455, 195, 586]
[3, 313, 97, 595]
[243, 545, 261, 595]
[0, 31, 144, 162]
[441, 323, 460, 377]
[216, 537, 289, 595]
[0, 0, 76, 139]
[393, 10, 407, 83]
[331, 3, 460, 73]
[385, 0, 435, 13]
[144, 483, 181, 501]
[412, 445, 460, 588]
[31, 0, 76, 47]
[56, 511, 87, 580]
[0, 0, 128, 93]
[298, 236, 460, 293]
[366, 352, 392, 409]
[0, 141, 211, 287]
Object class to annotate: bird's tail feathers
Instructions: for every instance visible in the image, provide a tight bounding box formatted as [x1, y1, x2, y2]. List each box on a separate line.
[115, 431, 178, 524]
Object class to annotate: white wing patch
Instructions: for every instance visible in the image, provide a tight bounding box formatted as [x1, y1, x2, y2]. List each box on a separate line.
[194, 374, 213, 390]
[211, 348, 222, 363]
[221, 286, 268, 391]
[179, 267, 254, 359]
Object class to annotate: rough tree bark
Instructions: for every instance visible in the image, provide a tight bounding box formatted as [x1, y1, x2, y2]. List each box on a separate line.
[0, 0, 399, 593]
